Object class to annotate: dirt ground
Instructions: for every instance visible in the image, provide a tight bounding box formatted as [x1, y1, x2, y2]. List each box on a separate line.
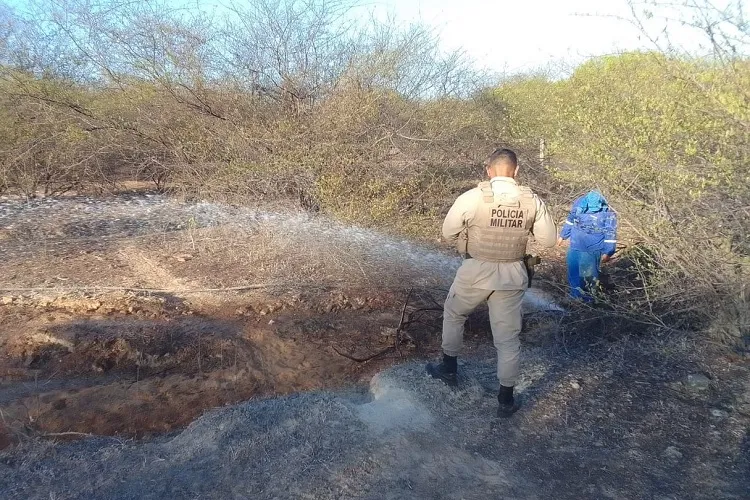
[0, 192, 482, 449]
[0, 286, 422, 447]
[1, 193, 748, 499]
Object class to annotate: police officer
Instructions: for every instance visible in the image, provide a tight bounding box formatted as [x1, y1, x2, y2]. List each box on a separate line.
[557, 191, 617, 302]
[427, 148, 557, 417]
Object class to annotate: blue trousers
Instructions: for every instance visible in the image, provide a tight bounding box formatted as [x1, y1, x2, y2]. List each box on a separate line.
[566, 249, 601, 301]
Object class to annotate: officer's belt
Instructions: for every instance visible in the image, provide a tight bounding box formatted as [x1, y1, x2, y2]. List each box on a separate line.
[464, 253, 523, 263]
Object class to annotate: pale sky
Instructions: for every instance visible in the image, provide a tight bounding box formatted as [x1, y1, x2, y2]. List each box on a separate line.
[355, 0, 747, 74]
[6, 0, 747, 75]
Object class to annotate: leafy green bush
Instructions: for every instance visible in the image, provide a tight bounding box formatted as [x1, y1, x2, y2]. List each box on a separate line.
[496, 52, 749, 343]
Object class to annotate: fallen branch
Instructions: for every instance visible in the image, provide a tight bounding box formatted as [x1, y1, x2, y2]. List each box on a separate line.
[41, 431, 94, 438]
[424, 292, 446, 310]
[523, 308, 567, 317]
[333, 287, 416, 362]
[409, 306, 443, 313]
[332, 345, 392, 363]
[395, 288, 414, 356]
[399, 317, 434, 329]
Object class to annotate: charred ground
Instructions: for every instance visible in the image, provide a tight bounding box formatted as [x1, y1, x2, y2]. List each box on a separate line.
[0, 193, 748, 499]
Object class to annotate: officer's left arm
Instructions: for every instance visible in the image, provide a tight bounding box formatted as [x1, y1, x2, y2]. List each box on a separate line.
[530, 196, 557, 248]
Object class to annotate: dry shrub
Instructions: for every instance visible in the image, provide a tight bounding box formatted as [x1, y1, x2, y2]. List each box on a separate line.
[3, 0, 747, 345]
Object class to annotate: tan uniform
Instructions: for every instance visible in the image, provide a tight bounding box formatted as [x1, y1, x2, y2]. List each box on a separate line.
[441, 176, 557, 386]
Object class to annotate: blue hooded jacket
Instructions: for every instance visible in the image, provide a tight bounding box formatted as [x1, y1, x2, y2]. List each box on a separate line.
[560, 191, 617, 255]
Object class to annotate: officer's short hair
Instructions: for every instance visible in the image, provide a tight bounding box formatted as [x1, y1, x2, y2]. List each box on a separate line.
[485, 148, 518, 169]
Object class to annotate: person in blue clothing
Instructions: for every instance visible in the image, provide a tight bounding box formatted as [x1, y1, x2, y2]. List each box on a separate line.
[557, 191, 617, 301]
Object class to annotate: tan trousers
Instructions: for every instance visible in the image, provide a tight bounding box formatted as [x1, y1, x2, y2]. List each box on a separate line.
[441, 282, 524, 387]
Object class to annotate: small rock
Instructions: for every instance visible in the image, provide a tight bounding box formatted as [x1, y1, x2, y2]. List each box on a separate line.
[685, 373, 711, 391]
[352, 297, 366, 310]
[626, 448, 642, 459]
[268, 319, 275, 325]
[0, 296, 13, 305]
[664, 446, 683, 459]
[268, 302, 282, 313]
[570, 380, 581, 390]
[710, 409, 728, 418]
[173, 253, 193, 262]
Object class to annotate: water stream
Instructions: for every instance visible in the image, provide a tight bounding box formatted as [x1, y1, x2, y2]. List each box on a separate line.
[0, 194, 561, 311]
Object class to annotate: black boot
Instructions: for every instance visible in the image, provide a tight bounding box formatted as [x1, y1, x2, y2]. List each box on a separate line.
[497, 385, 519, 418]
[426, 353, 457, 387]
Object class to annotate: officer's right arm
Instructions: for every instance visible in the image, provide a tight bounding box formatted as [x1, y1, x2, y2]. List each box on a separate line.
[442, 191, 475, 243]
[531, 196, 557, 248]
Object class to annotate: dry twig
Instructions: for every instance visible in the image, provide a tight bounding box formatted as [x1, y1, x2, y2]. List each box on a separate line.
[331, 345, 392, 363]
[333, 287, 416, 362]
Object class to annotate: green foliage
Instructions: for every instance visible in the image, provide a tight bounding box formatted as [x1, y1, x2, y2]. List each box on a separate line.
[497, 51, 750, 341]
[497, 53, 748, 199]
